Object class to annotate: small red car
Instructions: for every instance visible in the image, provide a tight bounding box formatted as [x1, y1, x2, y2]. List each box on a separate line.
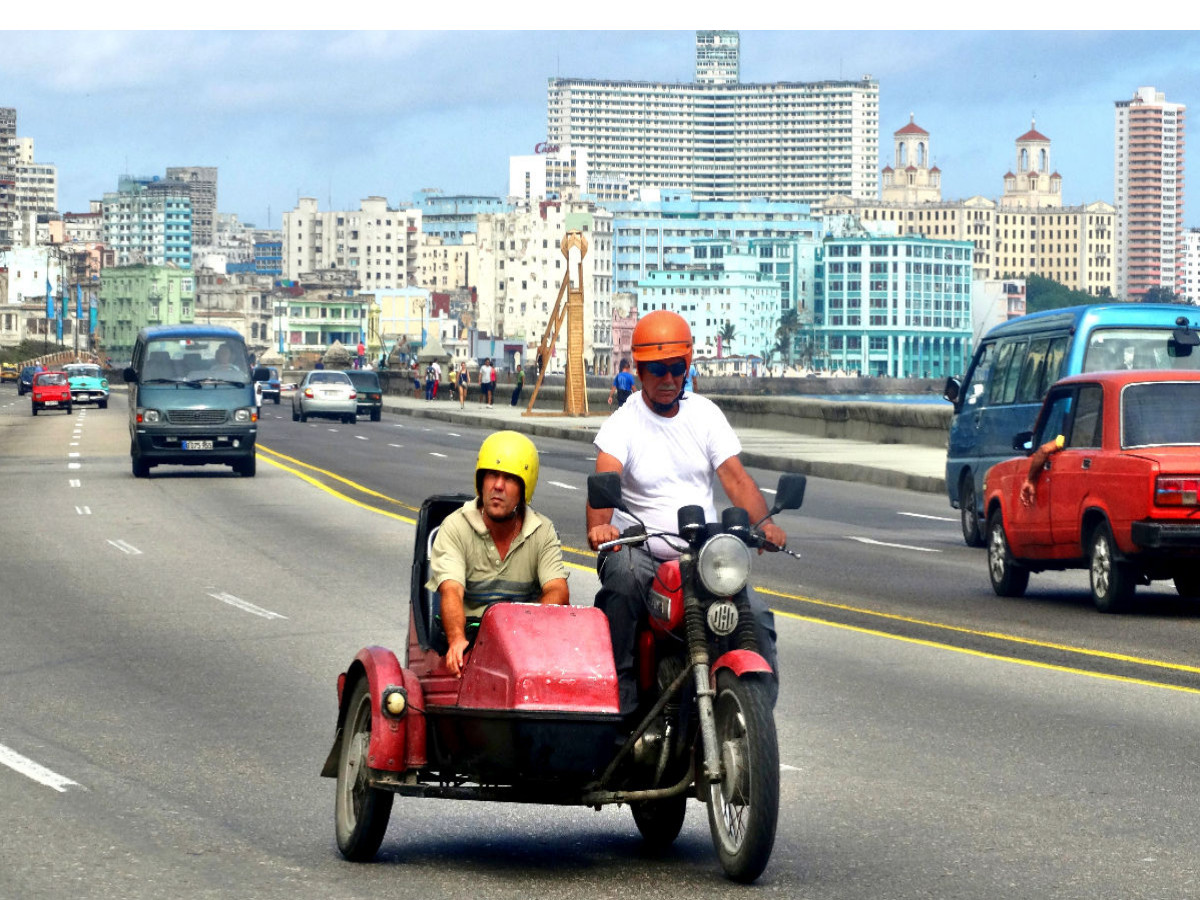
[983, 370, 1200, 612]
[30, 370, 73, 416]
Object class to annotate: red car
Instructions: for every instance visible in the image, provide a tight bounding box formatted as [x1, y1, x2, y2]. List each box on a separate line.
[30, 370, 73, 416]
[983, 370, 1200, 612]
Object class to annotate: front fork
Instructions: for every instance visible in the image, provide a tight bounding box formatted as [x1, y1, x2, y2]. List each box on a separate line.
[680, 552, 723, 785]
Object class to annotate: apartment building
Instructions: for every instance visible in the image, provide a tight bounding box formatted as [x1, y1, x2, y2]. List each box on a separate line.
[102, 180, 193, 269]
[0, 108, 17, 248]
[474, 193, 614, 372]
[547, 31, 879, 205]
[282, 196, 422, 289]
[1115, 85, 1186, 300]
[166, 167, 218, 247]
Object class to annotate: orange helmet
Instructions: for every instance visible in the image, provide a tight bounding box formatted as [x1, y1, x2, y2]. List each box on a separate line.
[631, 310, 693, 368]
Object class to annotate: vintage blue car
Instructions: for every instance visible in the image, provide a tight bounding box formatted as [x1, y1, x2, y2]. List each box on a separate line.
[63, 363, 110, 409]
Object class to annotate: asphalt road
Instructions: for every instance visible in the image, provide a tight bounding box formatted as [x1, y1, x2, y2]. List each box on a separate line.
[4, 386, 1200, 899]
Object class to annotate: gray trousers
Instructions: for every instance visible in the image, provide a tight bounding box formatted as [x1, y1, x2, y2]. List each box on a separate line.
[595, 545, 779, 713]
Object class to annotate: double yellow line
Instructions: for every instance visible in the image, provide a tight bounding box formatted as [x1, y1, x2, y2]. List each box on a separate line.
[258, 443, 1200, 695]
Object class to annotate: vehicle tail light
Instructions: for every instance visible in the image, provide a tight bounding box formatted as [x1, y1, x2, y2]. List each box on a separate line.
[349, 391, 357, 399]
[1155, 476, 1200, 507]
[304, 388, 314, 398]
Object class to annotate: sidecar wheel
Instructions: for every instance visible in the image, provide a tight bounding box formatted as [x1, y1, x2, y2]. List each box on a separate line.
[631, 794, 687, 853]
[706, 672, 779, 884]
[335, 678, 394, 861]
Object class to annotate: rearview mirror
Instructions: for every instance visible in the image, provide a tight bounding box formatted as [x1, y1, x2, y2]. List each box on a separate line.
[587, 472, 626, 511]
[123, 366, 137, 384]
[771, 473, 807, 513]
[942, 376, 961, 405]
[1013, 430, 1034, 453]
[252, 365, 271, 382]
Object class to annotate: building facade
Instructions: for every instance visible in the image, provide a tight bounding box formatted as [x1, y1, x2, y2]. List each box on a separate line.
[547, 32, 879, 205]
[102, 181, 194, 269]
[13, 137, 57, 217]
[825, 118, 1116, 297]
[814, 233, 974, 378]
[0, 108, 16, 249]
[282, 196, 422, 289]
[1114, 85, 1186, 300]
[97, 265, 197, 360]
[166, 167, 218, 247]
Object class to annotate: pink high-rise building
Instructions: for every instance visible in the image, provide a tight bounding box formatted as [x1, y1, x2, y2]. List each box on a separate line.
[1114, 86, 1186, 301]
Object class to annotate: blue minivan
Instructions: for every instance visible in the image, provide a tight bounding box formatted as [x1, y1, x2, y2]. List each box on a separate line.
[124, 324, 270, 478]
[944, 304, 1200, 546]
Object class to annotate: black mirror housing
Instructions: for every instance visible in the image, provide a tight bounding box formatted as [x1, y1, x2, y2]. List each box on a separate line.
[587, 472, 625, 511]
[773, 473, 807, 512]
[123, 366, 137, 383]
[1013, 430, 1035, 453]
[943, 376, 961, 404]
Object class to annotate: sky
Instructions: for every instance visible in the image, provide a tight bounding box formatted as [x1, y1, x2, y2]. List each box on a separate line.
[5, 19, 1200, 229]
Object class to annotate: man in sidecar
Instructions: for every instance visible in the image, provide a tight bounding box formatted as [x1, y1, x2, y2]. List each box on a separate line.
[427, 430, 570, 675]
[585, 310, 787, 714]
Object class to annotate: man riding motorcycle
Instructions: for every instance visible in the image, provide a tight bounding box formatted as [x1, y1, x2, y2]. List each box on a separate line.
[426, 430, 570, 675]
[585, 310, 787, 714]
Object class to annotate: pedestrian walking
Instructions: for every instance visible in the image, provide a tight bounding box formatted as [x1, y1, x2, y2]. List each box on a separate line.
[424, 363, 437, 401]
[479, 358, 495, 406]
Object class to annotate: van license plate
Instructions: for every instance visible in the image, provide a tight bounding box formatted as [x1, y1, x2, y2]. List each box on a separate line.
[183, 440, 213, 450]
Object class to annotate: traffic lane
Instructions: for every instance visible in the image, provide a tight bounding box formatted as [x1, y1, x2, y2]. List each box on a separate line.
[773, 614, 1200, 899]
[254, 417, 1200, 687]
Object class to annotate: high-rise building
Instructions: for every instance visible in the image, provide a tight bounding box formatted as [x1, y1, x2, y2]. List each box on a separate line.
[102, 179, 194, 269]
[166, 167, 218, 247]
[1114, 86, 1186, 300]
[547, 31, 879, 205]
[282, 196, 422, 288]
[0, 107, 17, 249]
[13, 137, 57, 216]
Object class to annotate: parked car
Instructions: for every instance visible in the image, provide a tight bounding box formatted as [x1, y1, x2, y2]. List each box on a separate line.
[983, 369, 1200, 612]
[17, 365, 42, 395]
[30, 370, 73, 415]
[1, 363, 16, 383]
[292, 370, 357, 424]
[63, 363, 110, 409]
[259, 366, 282, 404]
[343, 369, 383, 421]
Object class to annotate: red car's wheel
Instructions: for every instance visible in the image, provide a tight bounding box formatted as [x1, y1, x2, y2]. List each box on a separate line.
[335, 678, 393, 861]
[1089, 522, 1134, 613]
[987, 509, 1029, 597]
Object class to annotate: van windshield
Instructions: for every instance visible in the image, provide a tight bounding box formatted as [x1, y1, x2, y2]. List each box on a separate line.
[143, 338, 250, 383]
[1083, 328, 1200, 373]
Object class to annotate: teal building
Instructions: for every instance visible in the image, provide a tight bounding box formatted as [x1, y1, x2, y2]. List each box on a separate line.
[813, 234, 974, 377]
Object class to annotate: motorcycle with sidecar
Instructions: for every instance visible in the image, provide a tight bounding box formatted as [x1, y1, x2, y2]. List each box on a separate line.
[321, 471, 806, 883]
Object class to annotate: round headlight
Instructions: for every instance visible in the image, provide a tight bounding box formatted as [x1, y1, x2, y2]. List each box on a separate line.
[234, 408, 252, 423]
[140, 408, 160, 423]
[697, 533, 751, 596]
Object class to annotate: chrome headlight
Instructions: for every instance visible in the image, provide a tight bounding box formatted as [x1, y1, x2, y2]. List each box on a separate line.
[697, 533, 751, 596]
[138, 408, 161, 423]
[233, 407, 253, 423]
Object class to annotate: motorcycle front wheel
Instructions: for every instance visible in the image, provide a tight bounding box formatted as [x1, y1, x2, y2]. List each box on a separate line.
[705, 671, 779, 883]
[335, 678, 394, 860]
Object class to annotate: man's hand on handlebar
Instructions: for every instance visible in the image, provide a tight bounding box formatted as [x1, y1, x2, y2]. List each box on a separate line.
[588, 523, 621, 552]
[759, 521, 788, 555]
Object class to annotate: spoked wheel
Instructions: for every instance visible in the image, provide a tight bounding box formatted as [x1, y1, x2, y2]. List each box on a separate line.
[705, 671, 778, 883]
[960, 473, 984, 547]
[987, 509, 1029, 597]
[631, 794, 687, 854]
[335, 679, 393, 861]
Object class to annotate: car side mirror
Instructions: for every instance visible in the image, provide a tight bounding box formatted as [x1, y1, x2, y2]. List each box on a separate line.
[587, 472, 626, 512]
[942, 376, 961, 405]
[123, 366, 137, 384]
[1013, 431, 1034, 453]
[252, 366, 270, 382]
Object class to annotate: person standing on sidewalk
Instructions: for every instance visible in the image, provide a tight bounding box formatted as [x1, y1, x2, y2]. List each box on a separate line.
[510, 366, 525, 406]
[608, 358, 634, 408]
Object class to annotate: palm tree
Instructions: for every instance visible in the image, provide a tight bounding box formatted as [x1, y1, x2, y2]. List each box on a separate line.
[775, 308, 800, 368]
[718, 321, 737, 357]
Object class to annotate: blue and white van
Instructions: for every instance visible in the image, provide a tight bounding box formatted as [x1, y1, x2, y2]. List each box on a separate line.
[944, 304, 1200, 546]
[123, 324, 269, 478]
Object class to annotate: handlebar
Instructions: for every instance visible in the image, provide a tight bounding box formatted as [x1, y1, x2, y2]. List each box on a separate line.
[597, 527, 799, 559]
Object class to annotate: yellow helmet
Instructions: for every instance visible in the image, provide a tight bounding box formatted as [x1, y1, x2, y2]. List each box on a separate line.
[475, 430, 540, 503]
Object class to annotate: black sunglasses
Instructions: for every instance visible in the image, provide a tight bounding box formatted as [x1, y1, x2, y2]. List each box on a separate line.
[644, 360, 687, 377]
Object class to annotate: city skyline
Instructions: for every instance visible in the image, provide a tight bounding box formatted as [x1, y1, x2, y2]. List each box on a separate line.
[3, 29, 1200, 227]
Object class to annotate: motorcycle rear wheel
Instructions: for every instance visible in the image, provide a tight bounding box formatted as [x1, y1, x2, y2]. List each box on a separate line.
[335, 678, 394, 860]
[631, 794, 687, 853]
[705, 671, 779, 883]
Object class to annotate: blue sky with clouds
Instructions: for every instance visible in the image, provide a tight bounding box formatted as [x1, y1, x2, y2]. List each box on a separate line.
[3, 29, 1200, 228]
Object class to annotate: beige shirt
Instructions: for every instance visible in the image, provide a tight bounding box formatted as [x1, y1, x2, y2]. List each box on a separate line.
[425, 499, 567, 618]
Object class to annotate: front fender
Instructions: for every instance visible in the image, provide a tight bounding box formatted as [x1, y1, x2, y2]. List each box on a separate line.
[320, 646, 426, 777]
[710, 648, 772, 688]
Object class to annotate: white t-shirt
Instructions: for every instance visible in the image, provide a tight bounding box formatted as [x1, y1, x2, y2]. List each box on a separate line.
[594, 392, 741, 558]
